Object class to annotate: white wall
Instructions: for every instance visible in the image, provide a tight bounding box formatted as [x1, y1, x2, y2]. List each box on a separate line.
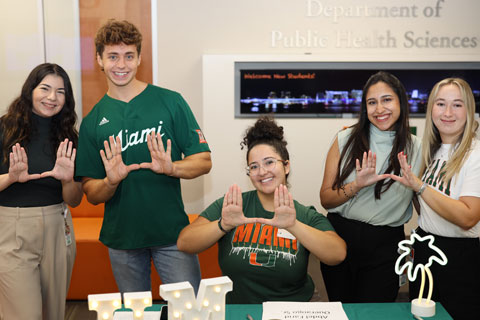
[0, 0, 44, 114]
[43, 0, 82, 122]
[0, 0, 82, 121]
[156, 0, 480, 222]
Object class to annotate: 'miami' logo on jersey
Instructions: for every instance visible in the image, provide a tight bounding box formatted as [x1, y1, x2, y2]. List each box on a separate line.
[230, 223, 298, 268]
[114, 121, 165, 152]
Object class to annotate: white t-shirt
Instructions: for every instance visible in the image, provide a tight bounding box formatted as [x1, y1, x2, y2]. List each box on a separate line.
[418, 140, 480, 238]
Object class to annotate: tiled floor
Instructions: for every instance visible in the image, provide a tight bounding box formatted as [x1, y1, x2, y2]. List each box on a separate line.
[65, 301, 96, 320]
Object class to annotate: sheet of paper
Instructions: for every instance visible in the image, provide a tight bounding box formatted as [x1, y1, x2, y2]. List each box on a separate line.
[262, 301, 349, 320]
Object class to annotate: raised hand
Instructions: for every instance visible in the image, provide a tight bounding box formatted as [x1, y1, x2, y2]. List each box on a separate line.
[100, 135, 140, 186]
[390, 151, 423, 191]
[354, 150, 390, 189]
[41, 139, 76, 182]
[257, 184, 296, 229]
[8, 143, 41, 183]
[220, 184, 256, 231]
[139, 132, 174, 176]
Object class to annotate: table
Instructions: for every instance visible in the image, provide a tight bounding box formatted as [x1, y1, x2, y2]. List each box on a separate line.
[117, 302, 452, 320]
[343, 303, 452, 320]
[224, 303, 453, 320]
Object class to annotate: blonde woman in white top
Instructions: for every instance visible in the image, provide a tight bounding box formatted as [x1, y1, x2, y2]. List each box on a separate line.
[391, 78, 480, 320]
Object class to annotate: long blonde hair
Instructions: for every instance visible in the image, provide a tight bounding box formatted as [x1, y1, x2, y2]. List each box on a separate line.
[422, 78, 478, 184]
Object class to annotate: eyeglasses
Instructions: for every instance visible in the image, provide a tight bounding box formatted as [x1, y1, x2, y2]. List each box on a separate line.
[245, 157, 288, 176]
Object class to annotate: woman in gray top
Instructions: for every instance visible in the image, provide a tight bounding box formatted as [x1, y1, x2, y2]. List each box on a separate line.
[320, 71, 422, 303]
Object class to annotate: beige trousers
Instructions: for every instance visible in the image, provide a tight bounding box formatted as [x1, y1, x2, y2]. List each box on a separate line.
[0, 204, 76, 320]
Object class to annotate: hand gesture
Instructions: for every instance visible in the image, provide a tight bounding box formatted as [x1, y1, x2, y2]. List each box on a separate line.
[257, 184, 296, 229]
[220, 184, 256, 231]
[8, 143, 41, 183]
[139, 132, 174, 176]
[41, 139, 76, 182]
[354, 150, 390, 189]
[100, 135, 140, 186]
[390, 151, 423, 192]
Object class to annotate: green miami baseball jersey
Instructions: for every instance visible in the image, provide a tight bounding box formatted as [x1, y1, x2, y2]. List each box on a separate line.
[201, 190, 335, 304]
[75, 85, 210, 249]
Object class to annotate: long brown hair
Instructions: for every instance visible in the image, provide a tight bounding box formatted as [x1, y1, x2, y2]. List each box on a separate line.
[1, 63, 78, 163]
[333, 71, 413, 199]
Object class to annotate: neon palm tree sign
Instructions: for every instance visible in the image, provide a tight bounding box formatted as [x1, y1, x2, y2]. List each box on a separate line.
[395, 232, 448, 318]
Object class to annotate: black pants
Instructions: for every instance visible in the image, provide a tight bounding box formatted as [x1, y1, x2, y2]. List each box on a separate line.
[320, 212, 405, 303]
[409, 228, 480, 320]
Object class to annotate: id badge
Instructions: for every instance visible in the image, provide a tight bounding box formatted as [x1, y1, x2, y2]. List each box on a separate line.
[398, 244, 414, 287]
[64, 218, 72, 246]
[63, 205, 72, 246]
[399, 272, 407, 287]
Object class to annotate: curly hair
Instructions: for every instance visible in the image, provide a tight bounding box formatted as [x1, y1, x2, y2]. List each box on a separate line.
[1, 63, 78, 164]
[95, 19, 142, 57]
[241, 116, 290, 180]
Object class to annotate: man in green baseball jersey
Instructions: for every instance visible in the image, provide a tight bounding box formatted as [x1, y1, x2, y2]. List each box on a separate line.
[75, 19, 211, 294]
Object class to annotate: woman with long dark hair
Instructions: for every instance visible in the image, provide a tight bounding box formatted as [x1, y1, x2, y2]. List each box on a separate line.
[178, 116, 346, 303]
[320, 71, 422, 303]
[391, 78, 480, 320]
[0, 63, 82, 320]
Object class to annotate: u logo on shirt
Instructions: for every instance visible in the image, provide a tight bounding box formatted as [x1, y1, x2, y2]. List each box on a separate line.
[229, 223, 298, 267]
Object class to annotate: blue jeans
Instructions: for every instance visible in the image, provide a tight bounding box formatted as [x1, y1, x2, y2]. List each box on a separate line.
[108, 244, 201, 294]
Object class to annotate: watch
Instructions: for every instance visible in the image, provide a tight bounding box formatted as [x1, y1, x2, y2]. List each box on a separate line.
[416, 182, 427, 196]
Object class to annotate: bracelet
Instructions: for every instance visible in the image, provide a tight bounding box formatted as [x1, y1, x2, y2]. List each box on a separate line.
[340, 184, 357, 199]
[218, 217, 229, 233]
[340, 185, 349, 198]
[416, 182, 427, 196]
[348, 183, 358, 198]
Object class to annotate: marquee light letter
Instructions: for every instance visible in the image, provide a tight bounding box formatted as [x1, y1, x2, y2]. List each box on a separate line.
[160, 276, 233, 320]
[123, 291, 153, 319]
[88, 293, 122, 320]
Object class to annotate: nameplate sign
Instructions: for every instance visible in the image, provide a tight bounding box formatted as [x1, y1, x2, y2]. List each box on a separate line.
[262, 302, 348, 320]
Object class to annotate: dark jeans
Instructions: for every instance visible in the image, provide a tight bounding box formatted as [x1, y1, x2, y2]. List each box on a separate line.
[320, 212, 404, 303]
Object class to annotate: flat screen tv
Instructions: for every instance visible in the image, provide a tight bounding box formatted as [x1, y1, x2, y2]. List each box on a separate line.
[234, 62, 480, 118]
